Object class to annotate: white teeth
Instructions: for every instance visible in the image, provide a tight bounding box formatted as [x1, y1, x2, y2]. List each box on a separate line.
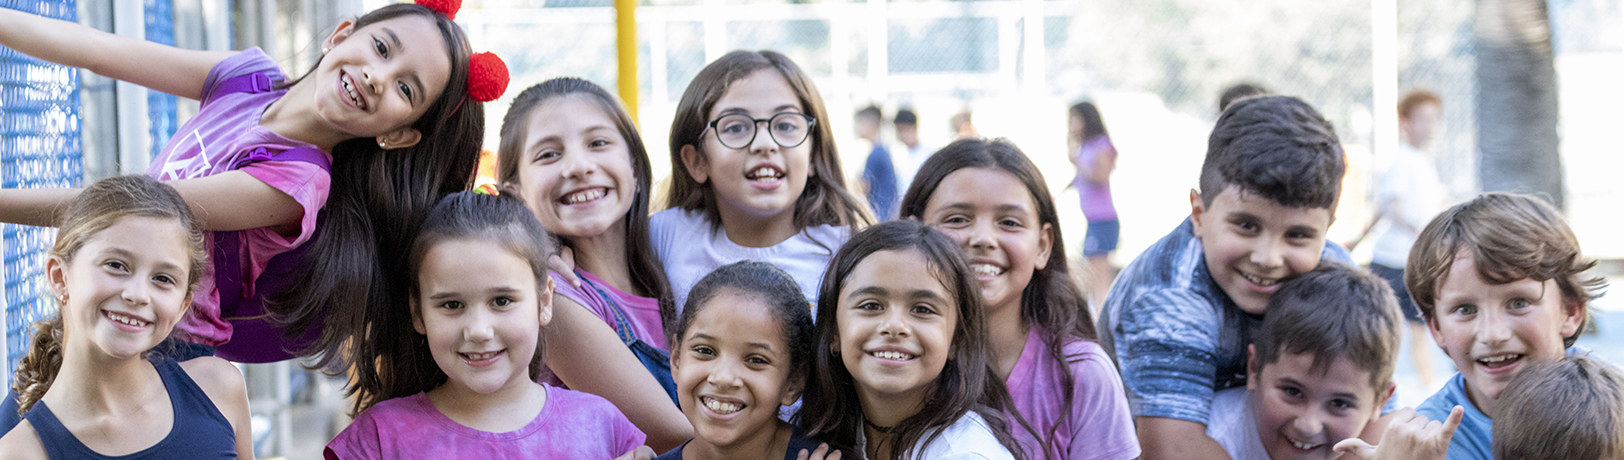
[971, 264, 1004, 277]
[749, 167, 782, 180]
[463, 351, 501, 361]
[1480, 354, 1520, 363]
[1291, 440, 1321, 450]
[106, 311, 149, 327]
[703, 397, 742, 414]
[1241, 271, 1278, 286]
[563, 189, 607, 204]
[342, 75, 364, 109]
[871, 351, 915, 361]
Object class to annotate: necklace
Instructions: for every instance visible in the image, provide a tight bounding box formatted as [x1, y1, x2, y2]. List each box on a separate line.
[863, 418, 894, 434]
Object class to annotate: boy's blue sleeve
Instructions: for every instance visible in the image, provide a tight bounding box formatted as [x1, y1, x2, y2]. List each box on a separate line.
[1113, 288, 1222, 423]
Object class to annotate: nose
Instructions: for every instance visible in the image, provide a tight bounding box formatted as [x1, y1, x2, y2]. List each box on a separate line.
[1476, 308, 1513, 345]
[877, 306, 912, 338]
[965, 217, 998, 252]
[1249, 234, 1284, 269]
[463, 308, 495, 343]
[749, 120, 778, 154]
[558, 146, 594, 179]
[707, 358, 743, 389]
[121, 278, 152, 307]
[1292, 409, 1325, 440]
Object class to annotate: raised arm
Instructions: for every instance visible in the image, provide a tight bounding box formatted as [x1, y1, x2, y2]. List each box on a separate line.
[0, 171, 303, 234]
[0, 7, 232, 100]
[544, 296, 693, 452]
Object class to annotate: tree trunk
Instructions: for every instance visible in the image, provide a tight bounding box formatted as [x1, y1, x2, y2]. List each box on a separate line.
[1475, 0, 1563, 209]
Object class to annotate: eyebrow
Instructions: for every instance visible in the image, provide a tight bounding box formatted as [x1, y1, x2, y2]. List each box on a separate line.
[381, 28, 424, 105]
[715, 104, 803, 117]
[424, 286, 521, 301]
[690, 333, 779, 352]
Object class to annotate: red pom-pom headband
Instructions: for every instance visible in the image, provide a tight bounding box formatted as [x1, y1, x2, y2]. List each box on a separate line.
[414, 0, 508, 104]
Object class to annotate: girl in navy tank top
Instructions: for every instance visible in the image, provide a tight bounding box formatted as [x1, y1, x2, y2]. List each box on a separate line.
[0, 176, 251, 459]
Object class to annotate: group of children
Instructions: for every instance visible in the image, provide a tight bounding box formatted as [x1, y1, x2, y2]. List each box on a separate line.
[0, 1, 1618, 459]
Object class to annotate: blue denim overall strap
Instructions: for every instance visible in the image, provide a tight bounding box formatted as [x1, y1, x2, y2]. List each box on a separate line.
[577, 270, 680, 406]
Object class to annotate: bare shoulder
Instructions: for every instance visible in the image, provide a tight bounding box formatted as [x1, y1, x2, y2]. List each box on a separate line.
[0, 420, 48, 460]
[179, 357, 250, 421]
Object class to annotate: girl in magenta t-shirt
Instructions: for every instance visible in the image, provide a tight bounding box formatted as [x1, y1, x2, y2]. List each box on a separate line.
[495, 77, 691, 451]
[326, 192, 644, 460]
[899, 138, 1140, 460]
[0, 1, 505, 365]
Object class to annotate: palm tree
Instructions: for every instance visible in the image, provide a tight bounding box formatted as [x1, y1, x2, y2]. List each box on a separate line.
[1475, 0, 1563, 209]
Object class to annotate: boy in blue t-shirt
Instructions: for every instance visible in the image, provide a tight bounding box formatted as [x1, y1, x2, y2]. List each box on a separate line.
[1099, 95, 1367, 458]
[1395, 193, 1600, 460]
[1205, 264, 1402, 460]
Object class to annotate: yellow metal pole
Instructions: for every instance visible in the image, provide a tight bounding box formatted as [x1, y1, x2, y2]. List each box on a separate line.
[616, 0, 638, 123]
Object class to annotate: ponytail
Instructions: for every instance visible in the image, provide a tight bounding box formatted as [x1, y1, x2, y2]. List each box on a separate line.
[11, 316, 65, 415]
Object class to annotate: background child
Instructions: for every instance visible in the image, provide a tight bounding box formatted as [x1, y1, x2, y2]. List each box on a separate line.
[496, 77, 691, 450]
[0, 1, 501, 365]
[1404, 192, 1603, 460]
[898, 138, 1137, 460]
[656, 261, 833, 460]
[657, 49, 871, 310]
[1097, 95, 1363, 458]
[0, 176, 252, 458]
[799, 220, 1022, 460]
[326, 192, 643, 459]
[1204, 263, 1402, 460]
[1492, 355, 1624, 460]
[1066, 102, 1121, 309]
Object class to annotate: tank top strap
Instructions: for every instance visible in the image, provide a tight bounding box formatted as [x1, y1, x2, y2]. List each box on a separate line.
[21, 401, 84, 459]
[151, 358, 238, 455]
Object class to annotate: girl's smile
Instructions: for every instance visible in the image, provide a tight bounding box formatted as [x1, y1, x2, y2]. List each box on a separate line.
[681, 68, 812, 229]
[52, 216, 193, 360]
[310, 15, 451, 141]
[837, 248, 956, 407]
[920, 167, 1053, 315]
[414, 238, 552, 396]
[672, 290, 800, 450]
[514, 95, 637, 239]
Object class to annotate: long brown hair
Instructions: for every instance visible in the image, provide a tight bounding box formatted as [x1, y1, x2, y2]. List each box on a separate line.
[666, 50, 872, 234]
[12, 176, 207, 415]
[266, 4, 486, 385]
[495, 77, 676, 334]
[798, 220, 1026, 460]
[897, 138, 1093, 458]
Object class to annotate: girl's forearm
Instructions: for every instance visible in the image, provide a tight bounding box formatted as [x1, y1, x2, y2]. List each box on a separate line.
[0, 187, 80, 227]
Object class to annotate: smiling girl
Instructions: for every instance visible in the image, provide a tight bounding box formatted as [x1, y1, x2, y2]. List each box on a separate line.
[657, 50, 871, 311]
[799, 220, 1025, 460]
[0, 0, 505, 367]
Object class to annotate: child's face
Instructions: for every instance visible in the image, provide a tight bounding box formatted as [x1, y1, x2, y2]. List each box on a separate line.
[414, 238, 553, 395]
[1428, 255, 1583, 409]
[1248, 350, 1388, 460]
[49, 217, 193, 360]
[1190, 186, 1332, 314]
[512, 95, 638, 240]
[835, 248, 957, 413]
[671, 290, 800, 449]
[315, 15, 452, 143]
[920, 167, 1052, 316]
[680, 69, 812, 224]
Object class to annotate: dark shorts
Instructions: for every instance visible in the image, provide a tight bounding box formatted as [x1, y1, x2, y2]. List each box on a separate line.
[1083, 220, 1121, 257]
[1371, 263, 1424, 323]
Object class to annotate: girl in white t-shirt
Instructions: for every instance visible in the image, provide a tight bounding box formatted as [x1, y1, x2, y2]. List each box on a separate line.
[798, 220, 1024, 460]
[655, 50, 873, 311]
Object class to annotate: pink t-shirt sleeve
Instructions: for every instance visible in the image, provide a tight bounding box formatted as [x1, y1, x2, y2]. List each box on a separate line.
[1066, 342, 1140, 460]
[237, 159, 330, 294]
[325, 405, 386, 460]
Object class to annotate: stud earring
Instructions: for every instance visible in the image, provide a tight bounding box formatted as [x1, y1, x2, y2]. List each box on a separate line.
[322, 46, 330, 54]
[378, 140, 388, 149]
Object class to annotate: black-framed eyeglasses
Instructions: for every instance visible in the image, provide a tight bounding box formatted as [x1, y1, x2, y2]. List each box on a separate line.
[702, 112, 817, 149]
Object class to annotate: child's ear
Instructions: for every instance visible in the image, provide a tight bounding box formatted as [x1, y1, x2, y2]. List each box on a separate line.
[537, 277, 555, 327]
[679, 144, 709, 184]
[1559, 294, 1586, 340]
[781, 373, 806, 406]
[410, 293, 427, 335]
[1374, 381, 1396, 418]
[1425, 315, 1448, 352]
[1188, 188, 1207, 231]
[1245, 344, 1259, 390]
[1033, 222, 1054, 271]
[45, 255, 68, 303]
[377, 128, 423, 150]
[322, 19, 357, 55]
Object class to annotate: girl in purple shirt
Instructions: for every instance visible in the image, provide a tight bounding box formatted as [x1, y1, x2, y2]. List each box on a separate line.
[327, 192, 644, 460]
[900, 138, 1140, 460]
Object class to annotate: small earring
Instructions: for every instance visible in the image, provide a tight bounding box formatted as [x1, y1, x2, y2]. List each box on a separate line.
[322, 46, 330, 54]
[378, 140, 388, 149]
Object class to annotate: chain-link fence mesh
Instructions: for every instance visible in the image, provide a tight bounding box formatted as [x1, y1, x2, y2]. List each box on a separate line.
[1, 0, 83, 378]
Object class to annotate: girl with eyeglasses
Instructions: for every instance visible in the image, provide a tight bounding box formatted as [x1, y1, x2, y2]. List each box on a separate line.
[656, 50, 873, 313]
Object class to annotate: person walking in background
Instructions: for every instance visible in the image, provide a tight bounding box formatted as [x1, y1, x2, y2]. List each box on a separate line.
[1369, 89, 1448, 386]
[1068, 102, 1120, 309]
[856, 105, 899, 220]
[951, 110, 978, 139]
[891, 109, 932, 194]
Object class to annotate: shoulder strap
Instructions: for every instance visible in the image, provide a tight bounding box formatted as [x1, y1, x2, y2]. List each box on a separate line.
[228, 146, 332, 172]
[214, 72, 275, 96]
[578, 270, 639, 345]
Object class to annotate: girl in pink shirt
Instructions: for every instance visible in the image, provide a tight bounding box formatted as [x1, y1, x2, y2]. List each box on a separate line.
[0, 0, 506, 366]
[326, 192, 644, 460]
[899, 138, 1140, 460]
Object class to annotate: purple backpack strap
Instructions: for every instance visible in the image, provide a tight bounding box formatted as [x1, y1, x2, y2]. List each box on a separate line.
[212, 147, 330, 363]
[214, 73, 275, 97]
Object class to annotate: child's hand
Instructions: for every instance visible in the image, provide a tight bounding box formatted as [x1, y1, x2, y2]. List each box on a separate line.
[1333, 406, 1463, 460]
[796, 443, 843, 460]
[548, 243, 581, 288]
[614, 446, 655, 460]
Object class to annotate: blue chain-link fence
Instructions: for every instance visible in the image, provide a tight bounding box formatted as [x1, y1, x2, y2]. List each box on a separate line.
[2, 0, 83, 377]
[146, 0, 178, 159]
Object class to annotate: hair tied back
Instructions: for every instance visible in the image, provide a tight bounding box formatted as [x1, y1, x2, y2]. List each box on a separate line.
[413, 0, 509, 103]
